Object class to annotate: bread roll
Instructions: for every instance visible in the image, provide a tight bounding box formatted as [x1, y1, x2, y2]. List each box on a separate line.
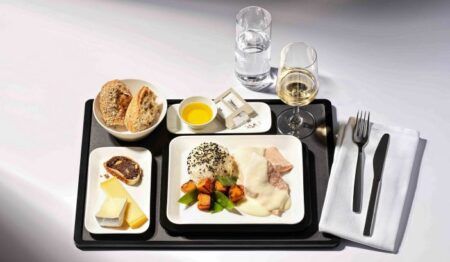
[99, 80, 132, 127]
[124, 86, 160, 132]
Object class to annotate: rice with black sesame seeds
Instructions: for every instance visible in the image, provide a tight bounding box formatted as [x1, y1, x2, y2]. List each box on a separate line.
[187, 142, 237, 183]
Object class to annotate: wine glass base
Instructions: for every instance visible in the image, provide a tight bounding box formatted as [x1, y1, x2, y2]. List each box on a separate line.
[277, 108, 316, 138]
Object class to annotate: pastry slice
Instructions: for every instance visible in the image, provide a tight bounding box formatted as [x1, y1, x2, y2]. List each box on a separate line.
[104, 156, 142, 186]
[124, 86, 160, 132]
[99, 80, 132, 127]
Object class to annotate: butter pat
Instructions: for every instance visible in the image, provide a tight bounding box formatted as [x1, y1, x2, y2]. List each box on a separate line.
[95, 197, 127, 227]
[100, 177, 148, 229]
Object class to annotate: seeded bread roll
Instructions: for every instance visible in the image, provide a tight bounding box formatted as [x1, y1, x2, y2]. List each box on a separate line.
[124, 86, 160, 132]
[99, 80, 132, 127]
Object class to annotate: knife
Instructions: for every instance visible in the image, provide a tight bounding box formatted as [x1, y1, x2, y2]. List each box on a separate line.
[363, 133, 390, 236]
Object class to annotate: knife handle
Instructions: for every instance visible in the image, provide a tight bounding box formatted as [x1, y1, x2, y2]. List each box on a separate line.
[353, 149, 364, 212]
[364, 179, 381, 236]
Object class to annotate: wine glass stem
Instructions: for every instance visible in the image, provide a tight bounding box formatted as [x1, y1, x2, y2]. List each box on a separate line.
[289, 106, 304, 131]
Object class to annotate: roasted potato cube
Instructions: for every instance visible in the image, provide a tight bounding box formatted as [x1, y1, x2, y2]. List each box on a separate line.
[181, 180, 196, 193]
[229, 185, 245, 203]
[197, 178, 213, 194]
[214, 180, 228, 193]
[197, 193, 211, 211]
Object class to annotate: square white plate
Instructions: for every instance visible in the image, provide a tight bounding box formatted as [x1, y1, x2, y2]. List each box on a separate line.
[84, 147, 152, 234]
[167, 135, 304, 225]
[166, 102, 271, 134]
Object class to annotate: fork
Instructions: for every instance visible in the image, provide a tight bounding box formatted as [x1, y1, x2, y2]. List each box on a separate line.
[352, 111, 370, 213]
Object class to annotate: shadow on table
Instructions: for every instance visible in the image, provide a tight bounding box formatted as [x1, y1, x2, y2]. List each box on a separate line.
[255, 67, 278, 95]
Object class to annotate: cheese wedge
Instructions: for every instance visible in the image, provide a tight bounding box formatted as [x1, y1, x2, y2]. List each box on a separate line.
[95, 197, 127, 227]
[100, 177, 148, 229]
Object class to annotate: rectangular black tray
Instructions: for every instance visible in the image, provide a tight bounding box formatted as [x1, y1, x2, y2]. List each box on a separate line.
[74, 99, 340, 250]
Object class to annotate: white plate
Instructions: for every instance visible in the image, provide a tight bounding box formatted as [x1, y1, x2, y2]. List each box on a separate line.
[166, 135, 304, 225]
[84, 147, 152, 234]
[166, 102, 271, 134]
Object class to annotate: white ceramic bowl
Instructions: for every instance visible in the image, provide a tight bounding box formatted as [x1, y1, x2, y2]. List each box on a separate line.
[93, 79, 167, 141]
[178, 96, 217, 129]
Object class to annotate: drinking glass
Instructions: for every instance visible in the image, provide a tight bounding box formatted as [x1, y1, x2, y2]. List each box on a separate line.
[235, 6, 272, 91]
[276, 42, 319, 138]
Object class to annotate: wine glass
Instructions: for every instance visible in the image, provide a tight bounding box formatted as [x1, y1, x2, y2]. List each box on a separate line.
[276, 42, 318, 138]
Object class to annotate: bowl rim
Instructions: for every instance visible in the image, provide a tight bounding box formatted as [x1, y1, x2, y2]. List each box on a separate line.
[93, 79, 168, 135]
[178, 96, 218, 128]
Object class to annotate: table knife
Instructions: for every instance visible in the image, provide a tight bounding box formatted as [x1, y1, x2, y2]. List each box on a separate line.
[363, 133, 390, 236]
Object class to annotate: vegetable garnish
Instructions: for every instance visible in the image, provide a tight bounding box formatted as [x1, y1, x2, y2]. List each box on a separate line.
[211, 202, 225, 213]
[214, 191, 234, 211]
[216, 175, 237, 187]
[178, 189, 198, 205]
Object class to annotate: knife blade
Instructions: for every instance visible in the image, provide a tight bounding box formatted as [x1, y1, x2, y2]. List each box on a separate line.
[363, 133, 390, 236]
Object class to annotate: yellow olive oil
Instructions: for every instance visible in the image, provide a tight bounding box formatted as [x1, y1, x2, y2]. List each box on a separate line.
[181, 102, 213, 125]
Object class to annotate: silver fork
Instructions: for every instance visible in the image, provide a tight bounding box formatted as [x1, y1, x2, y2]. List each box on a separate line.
[352, 111, 370, 213]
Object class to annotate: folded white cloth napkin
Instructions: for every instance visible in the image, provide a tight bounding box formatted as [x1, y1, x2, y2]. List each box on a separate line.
[319, 117, 420, 252]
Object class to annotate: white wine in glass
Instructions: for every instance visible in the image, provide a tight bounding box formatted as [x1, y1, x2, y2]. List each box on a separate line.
[277, 67, 318, 107]
[276, 42, 318, 138]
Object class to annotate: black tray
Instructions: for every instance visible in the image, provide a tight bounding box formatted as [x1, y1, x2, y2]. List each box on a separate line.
[74, 99, 340, 250]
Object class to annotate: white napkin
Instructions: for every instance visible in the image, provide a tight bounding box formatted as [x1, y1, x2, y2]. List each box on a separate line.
[319, 117, 420, 252]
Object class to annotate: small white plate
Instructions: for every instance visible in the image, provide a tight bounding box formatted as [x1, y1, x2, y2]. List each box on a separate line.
[85, 147, 152, 234]
[166, 135, 304, 225]
[166, 102, 271, 134]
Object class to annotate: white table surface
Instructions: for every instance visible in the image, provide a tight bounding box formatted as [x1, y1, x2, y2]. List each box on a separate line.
[1, 0, 449, 261]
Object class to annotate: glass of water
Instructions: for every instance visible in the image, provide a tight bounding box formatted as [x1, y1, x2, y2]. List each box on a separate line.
[235, 6, 272, 91]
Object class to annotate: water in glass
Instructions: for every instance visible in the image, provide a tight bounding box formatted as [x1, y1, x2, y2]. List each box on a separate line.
[235, 29, 271, 89]
[235, 6, 271, 91]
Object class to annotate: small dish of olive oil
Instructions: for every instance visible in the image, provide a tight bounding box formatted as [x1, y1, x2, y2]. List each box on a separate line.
[178, 97, 217, 129]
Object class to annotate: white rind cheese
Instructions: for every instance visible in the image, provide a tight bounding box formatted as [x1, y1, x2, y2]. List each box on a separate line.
[95, 197, 127, 227]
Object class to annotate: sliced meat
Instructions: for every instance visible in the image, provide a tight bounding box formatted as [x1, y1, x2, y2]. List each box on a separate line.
[264, 147, 293, 174]
[239, 152, 291, 216]
[272, 209, 283, 216]
[267, 162, 290, 191]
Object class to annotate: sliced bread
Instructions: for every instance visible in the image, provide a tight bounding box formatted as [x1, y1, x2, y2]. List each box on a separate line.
[104, 156, 142, 186]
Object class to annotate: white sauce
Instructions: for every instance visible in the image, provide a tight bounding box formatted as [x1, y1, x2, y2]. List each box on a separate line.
[237, 196, 271, 217]
[234, 147, 265, 184]
[234, 147, 291, 217]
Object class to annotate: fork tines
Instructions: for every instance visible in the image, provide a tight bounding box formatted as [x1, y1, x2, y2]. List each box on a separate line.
[354, 111, 370, 141]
